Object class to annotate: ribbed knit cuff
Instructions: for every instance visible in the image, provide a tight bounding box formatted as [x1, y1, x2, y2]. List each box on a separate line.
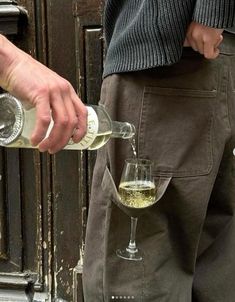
[193, 0, 235, 28]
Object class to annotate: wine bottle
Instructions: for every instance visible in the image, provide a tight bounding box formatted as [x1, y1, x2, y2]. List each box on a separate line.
[0, 93, 135, 150]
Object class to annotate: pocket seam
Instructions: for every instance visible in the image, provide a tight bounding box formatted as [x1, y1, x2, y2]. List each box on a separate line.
[101, 166, 120, 202]
[144, 86, 217, 98]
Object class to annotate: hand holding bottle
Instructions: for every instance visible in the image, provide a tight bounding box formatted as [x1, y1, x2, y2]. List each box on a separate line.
[0, 94, 135, 150]
[0, 34, 87, 154]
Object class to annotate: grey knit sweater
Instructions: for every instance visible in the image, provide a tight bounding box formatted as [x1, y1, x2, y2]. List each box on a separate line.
[103, 0, 235, 77]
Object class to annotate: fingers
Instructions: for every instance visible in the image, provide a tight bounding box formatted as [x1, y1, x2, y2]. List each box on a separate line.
[38, 94, 68, 153]
[71, 93, 87, 143]
[37, 87, 87, 154]
[191, 39, 203, 53]
[202, 34, 223, 59]
[185, 22, 224, 59]
[30, 95, 51, 146]
[203, 42, 219, 59]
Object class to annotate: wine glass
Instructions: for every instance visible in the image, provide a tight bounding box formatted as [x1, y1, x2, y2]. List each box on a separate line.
[116, 158, 156, 261]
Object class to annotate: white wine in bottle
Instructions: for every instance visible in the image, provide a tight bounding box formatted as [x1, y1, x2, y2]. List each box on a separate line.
[0, 93, 135, 150]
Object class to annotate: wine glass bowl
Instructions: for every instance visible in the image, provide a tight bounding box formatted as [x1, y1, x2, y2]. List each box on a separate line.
[116, 158, 157, 261]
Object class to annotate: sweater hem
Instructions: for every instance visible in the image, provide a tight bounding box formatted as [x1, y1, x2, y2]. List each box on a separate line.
[102, 54, 182, 79]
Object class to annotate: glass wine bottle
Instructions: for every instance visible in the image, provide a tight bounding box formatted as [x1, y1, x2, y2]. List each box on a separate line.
[0, 93, 135, 150]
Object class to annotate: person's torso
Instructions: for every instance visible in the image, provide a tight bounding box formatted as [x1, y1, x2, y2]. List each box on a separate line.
[103, 0, 235, 77]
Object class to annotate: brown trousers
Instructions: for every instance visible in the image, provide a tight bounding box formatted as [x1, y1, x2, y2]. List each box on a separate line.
[83, 32, 235, 302]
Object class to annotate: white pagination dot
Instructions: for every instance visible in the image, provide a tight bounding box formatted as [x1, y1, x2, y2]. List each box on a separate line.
[110, 295, 135, 300]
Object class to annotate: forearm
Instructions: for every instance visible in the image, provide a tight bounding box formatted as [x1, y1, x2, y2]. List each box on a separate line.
[0, 34, 23, 91]
[193, 0, 234, 29]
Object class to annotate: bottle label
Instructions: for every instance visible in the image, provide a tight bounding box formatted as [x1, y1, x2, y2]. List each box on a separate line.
[65, 106, 99, 150]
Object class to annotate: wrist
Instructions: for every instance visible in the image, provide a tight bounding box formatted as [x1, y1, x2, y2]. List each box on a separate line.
[0, 34, 21, 91]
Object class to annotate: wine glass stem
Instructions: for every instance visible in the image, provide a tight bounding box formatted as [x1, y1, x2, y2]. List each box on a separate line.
[127, 217, 138, 253]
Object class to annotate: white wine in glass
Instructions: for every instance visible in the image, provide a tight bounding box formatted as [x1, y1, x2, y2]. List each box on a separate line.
[119, 180, 156, 209]
[116, 158, 156, 261]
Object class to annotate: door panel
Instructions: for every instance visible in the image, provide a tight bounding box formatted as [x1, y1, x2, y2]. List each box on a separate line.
[0, 0, 104, 301]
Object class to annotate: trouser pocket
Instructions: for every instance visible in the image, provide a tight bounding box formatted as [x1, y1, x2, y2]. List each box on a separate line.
[139, 86, 216, 177]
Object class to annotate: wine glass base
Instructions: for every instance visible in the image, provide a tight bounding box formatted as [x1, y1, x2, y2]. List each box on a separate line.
[116, 248, 143, 261]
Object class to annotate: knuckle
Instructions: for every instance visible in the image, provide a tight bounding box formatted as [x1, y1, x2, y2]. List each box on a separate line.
[61, 116, 69, 127]
[49, 82, 60, 94]
[40, 115, 51, 126]
[72, 117, 78, 128]
[60, 80, 71, 93]
[203, 36, 211, 44]
[191, 31, 200, 40]
[34, 85, 50, 98]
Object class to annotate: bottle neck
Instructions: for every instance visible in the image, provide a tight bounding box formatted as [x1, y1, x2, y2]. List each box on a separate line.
[111, 121, 135, 139]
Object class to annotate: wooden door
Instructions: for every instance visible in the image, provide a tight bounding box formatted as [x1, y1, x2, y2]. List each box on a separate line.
[0, 0, 104, 301]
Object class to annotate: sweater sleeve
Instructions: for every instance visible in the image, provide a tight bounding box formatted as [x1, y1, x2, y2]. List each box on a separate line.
[193, 0, 235, 28]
